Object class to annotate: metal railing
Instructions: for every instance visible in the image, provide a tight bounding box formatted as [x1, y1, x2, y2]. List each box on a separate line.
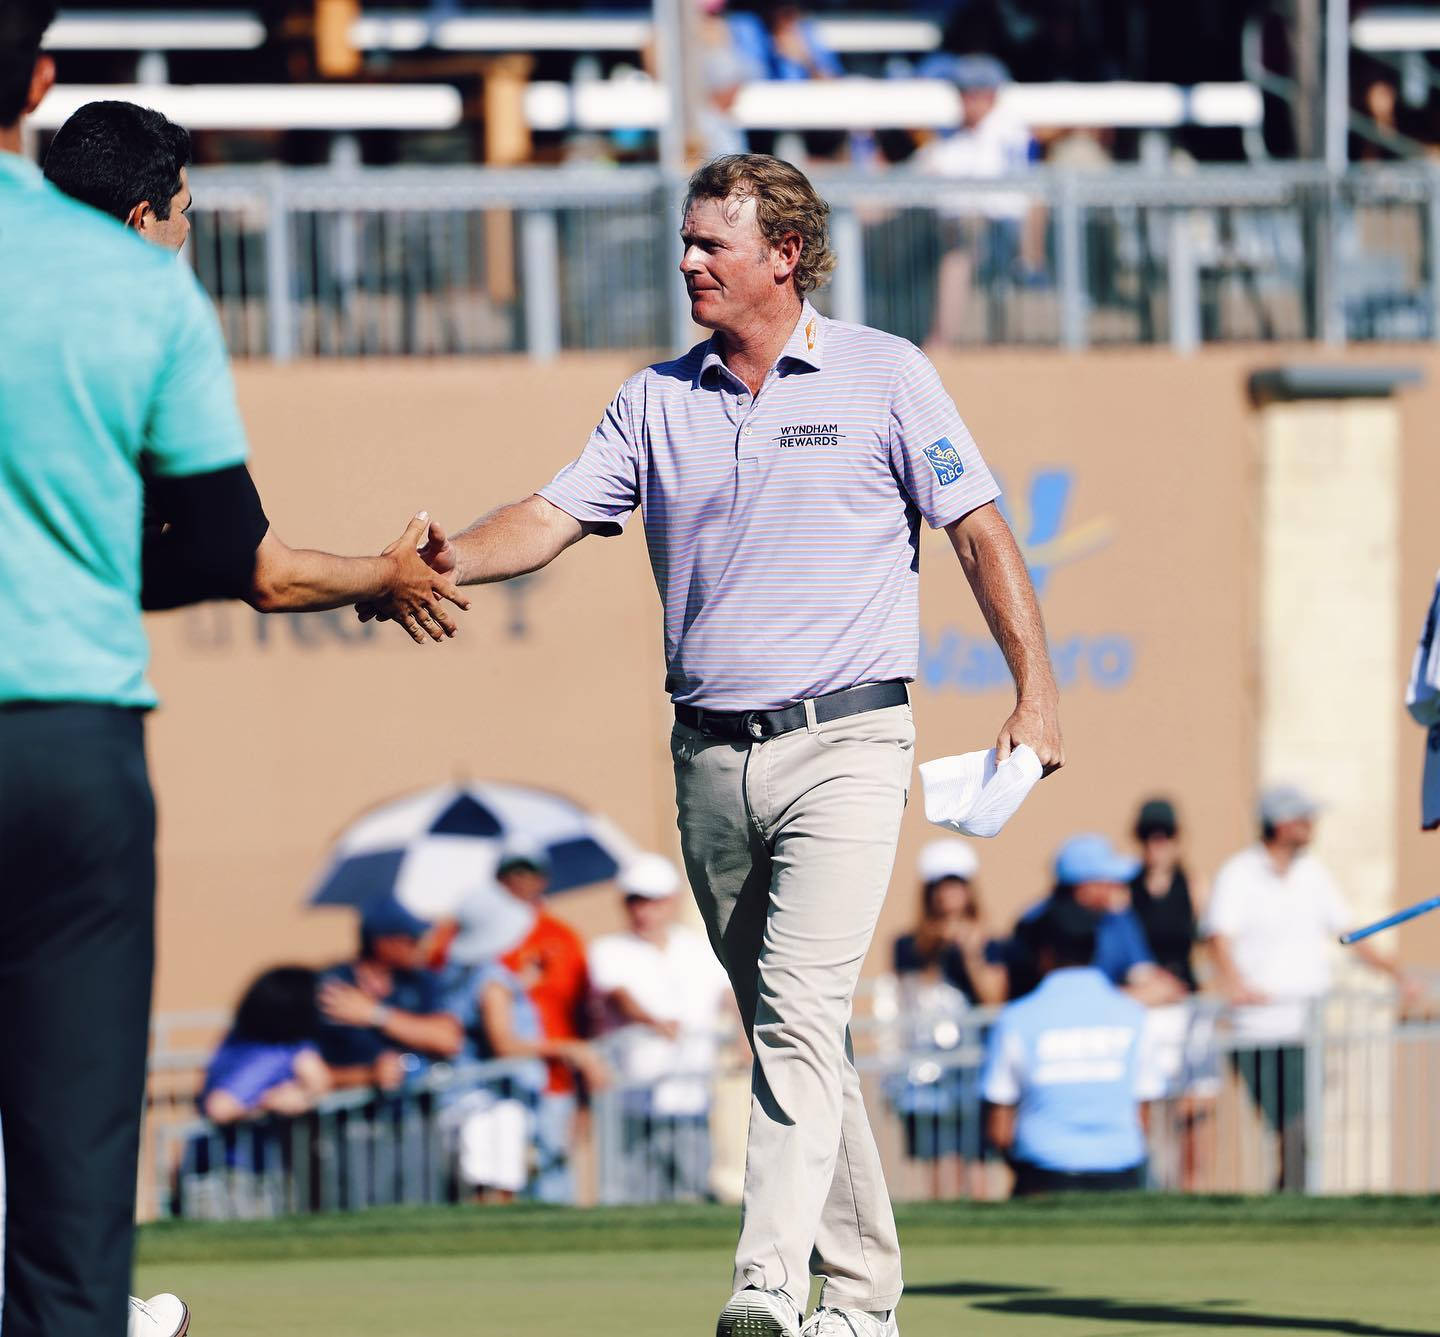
[147, 986, 1440, 1219]
[181, 161, 1440, 360]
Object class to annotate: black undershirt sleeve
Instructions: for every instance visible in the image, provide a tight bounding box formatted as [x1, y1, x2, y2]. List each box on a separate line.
[141, 463, 270, 610]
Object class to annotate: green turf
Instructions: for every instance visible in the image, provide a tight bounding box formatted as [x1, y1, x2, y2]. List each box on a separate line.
[134, 1198, 1440, 1336]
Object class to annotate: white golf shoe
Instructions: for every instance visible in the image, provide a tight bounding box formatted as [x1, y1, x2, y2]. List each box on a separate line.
[128, 1293, 190, 1337]
[716, 1287, 802, 1337]
[801, 1307, 899, 1336]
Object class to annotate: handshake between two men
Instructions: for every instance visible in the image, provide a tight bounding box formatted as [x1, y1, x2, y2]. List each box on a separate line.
[362, 512, 467, 645]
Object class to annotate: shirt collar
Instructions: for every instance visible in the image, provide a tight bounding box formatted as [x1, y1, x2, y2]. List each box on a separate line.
[697, 300, 826, 388]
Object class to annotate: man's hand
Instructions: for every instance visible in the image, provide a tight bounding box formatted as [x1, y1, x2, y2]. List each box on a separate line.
[995, 686, 1064, 776]
[372, 1051, 406, 1091]
[369, 513, 470, 644]
[357, 517, 454, 628]
[319, 979, 384, 1028]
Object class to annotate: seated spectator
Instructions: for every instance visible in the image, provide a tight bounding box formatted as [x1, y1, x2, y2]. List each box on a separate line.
[588, 854, 731, 1202]
[202, 966, 331, 1124]
[912, 53, 1042, 345]
[1007, 834, 1186, 1005]
[495, 843, 602, 1204]
[728, 1, 840, 82]
[316, 897, 463, 1091]
[981, 898, 1165, 1196]
[888, 839, 1004, 1196]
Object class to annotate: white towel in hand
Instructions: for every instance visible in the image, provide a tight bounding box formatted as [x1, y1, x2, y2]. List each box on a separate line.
[919, 745, 1043, 839]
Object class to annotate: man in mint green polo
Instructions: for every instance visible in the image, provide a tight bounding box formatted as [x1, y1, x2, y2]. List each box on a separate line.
[0, 8, 467, 1334]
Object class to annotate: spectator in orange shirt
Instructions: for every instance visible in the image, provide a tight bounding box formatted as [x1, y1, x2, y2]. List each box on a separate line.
[495, 843, 606, 1202]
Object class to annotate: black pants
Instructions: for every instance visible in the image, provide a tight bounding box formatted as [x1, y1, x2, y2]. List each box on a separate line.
[1010, 1161, 1145, 1197]
[0, 704, 155, 1337]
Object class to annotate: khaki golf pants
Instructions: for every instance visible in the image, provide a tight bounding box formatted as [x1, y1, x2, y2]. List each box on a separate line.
[672, 701, 913, 1314]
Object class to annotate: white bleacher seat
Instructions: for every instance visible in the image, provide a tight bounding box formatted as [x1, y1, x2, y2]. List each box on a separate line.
[352, 10, 939, 55]
[45, 11, 265, 51]
[31, 83, 463, 132]
[1350, 7, 1440, 52]
[524, 78, 1265, 134]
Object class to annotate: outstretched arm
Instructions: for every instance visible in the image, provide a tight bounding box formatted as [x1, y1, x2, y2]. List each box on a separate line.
[358, 495, 594, 625]
[947, 501, 1064, 774]
[448, 495, 589, 586]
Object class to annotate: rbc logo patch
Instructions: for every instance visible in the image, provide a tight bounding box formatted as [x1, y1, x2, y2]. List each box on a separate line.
[923, 437, 965, 486]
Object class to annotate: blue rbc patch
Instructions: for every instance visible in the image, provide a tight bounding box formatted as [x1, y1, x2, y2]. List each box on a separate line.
[923, 437, 965, 486]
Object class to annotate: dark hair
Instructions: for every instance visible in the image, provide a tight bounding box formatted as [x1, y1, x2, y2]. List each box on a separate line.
[43, 100, 190, 223]
[1031, 899, 1098, 969]
[231, 966, 321, 1046]
[922, 875, 978, 920]
[0, 0, 56, 127]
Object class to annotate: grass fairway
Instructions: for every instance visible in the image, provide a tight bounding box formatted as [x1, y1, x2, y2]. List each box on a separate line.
[134, 1197, 1439, 1336]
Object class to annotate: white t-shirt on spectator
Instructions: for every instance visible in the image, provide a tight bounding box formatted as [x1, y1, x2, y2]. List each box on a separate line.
[1203, 845, 1350, 1044]
[914, 107, 1033, 221]
[588, 926, 730, 1117]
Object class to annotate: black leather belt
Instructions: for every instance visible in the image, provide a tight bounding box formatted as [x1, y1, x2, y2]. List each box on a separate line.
[675, 680, 909, 742]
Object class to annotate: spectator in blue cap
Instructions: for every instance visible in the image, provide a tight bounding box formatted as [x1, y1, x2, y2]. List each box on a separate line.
[1005, 835, 1186, 1005]
[316, 896, 464, 1090]
[982, 897, 1166, 1196]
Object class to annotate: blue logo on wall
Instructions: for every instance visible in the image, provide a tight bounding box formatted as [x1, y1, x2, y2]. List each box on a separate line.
[924, 467, 1136, 693]
[923, 437, 966, 486]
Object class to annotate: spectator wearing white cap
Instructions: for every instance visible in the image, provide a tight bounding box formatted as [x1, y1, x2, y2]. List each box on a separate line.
[1203, 784, 1413, 1189]
[886, 839, 1005, 1197]
[588, 854, 732, 1201]
[894, 839, 1006, 1008]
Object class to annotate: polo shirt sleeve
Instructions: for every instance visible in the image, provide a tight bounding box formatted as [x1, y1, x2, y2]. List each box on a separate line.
[887, 342, 1000, 529]
[586, 937, 627, 994]
[142, 266, 250, 478]
[1200, 859, 1244, 939]
[538, 378, 642, 535]
[980, 1013, 1024, 1105]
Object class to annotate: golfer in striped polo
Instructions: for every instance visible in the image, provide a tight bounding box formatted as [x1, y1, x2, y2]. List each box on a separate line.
[375, 154, 1063, 1336]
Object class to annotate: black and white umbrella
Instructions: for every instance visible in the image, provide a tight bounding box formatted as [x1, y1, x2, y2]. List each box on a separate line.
[308, 782, 636, 959]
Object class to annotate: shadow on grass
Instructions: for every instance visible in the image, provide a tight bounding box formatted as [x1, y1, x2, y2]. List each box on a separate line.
[906, 1282, 1438, 1337]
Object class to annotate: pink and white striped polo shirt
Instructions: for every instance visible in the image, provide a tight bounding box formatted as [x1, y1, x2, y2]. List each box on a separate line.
[539, 301, 1000, 711]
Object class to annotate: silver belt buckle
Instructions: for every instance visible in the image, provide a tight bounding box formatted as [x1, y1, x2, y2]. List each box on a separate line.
[743, 712, 766, 740]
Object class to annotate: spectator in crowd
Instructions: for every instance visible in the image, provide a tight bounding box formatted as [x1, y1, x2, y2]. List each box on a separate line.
[981, 898, 1164, 1196]
[495, 843, 597, 1203]
[894, 839, 1007, 1007]
[1203, 784, 1415, 1190]
[1008, 834, 1187, 1004]
[588, 853, 732, 1201]
[1127, 797, 1216, 1190]
[728, 1, 840, 83]
[912, 54, 1041, 346]
[1128, 798, 1199, 991]
[316, 897, 464, 1090]
[442, 957, 551, 1203]
[202, 966, 331, 1124]
[697, 0, 750, 158]
[887, 839, 1005, 1197]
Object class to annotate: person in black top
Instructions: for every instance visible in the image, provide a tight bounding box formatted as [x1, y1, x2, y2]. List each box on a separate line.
[1128, 798, 1198, 993]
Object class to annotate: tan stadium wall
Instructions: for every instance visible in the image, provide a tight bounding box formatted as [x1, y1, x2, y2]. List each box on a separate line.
[143, 347, 1440, 1018]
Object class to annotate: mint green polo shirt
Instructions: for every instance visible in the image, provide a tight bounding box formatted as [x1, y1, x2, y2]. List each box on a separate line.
[0, 151, 250, 708]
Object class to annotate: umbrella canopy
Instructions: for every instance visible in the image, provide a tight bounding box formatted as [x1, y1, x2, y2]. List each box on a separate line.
[307, 782, 636, 935]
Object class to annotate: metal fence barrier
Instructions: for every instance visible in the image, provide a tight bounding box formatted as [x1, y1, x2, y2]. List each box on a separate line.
[181, 162, 1440, 360]
[146, 988, 1440, 1220]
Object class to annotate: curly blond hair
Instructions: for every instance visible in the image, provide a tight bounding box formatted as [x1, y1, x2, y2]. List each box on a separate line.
[685, 154, 837, 296]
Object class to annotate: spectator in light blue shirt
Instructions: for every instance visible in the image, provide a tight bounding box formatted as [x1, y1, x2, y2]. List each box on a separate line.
[982, 898, 1165, 1195]
[1006, 834, 1187, 1006]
